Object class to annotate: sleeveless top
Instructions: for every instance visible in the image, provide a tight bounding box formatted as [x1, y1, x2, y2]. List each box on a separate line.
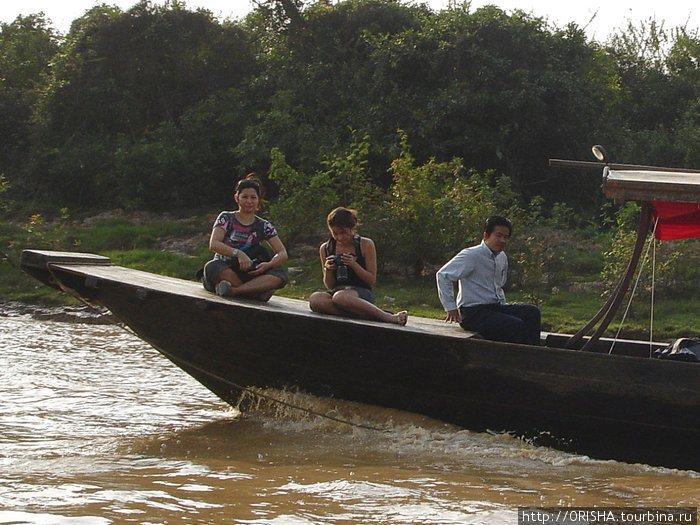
[324, 235, 371, 290]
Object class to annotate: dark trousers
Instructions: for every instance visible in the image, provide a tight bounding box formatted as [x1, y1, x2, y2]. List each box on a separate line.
[459, 303, 541, 346]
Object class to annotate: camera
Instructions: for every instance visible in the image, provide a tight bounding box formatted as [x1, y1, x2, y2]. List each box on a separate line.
[249, 258, 261, 271]
[329, 254, 348, 282]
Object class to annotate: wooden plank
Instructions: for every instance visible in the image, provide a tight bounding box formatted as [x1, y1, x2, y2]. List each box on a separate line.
[604, 169, 700, 203]
[21, 249, 111, 269]
[51, 263, 479, 341]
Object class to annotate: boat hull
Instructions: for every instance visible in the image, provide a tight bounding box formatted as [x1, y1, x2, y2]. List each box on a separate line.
[20, 250, 700, 471]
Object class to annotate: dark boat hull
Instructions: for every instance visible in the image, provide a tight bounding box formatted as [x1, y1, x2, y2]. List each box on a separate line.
[20, 250, 700, 471]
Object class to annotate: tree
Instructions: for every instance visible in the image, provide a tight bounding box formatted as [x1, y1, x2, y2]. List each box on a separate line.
[603, 21, 700, 168]
[4, 0, 697, 218]
[40, 1, 254, 137]
[236, 0, 429, 184]
[0, 14, 59, 197]
[29, 1, 257, 208]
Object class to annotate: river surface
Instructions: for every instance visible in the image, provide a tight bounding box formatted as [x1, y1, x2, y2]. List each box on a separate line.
[1, 314, 698, 524]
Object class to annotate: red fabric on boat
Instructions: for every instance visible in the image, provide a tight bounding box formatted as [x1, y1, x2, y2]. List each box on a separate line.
[651, 201, 700, 240]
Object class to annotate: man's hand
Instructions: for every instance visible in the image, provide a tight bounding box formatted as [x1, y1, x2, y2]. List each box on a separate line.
[444, 309, 461, 323]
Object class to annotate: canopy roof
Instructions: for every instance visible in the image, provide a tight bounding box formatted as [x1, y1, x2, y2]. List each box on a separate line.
[603, 169, 700, 240]
[603, 169, 700, 203]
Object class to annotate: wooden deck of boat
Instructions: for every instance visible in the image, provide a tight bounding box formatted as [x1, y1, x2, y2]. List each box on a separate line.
[25, 250, 478, 340]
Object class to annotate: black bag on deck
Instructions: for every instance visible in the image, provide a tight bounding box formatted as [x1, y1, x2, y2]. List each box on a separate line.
[653, 338, 700, 362]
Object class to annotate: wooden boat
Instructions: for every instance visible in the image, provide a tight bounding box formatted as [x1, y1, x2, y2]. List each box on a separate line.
[20, 153, 700, 471]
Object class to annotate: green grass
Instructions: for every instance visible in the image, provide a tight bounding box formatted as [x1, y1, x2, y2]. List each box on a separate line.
[0, 257, 74, 304]
[540, 291, 606, 333]
[70, 219, 206, 252]
[559, 247, 604, 275]
[108, 250, 204, 280]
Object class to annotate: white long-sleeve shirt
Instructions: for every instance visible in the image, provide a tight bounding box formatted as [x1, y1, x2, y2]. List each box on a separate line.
[436, 240, 507, 312]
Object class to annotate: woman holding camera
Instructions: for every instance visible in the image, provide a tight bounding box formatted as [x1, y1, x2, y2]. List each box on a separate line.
[203, 174, 288, 301]
[309, 207, 407, 325]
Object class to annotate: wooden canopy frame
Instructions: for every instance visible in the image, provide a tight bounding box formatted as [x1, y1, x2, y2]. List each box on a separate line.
[557, 166, 700, 351]
[565, 202, 651, 351]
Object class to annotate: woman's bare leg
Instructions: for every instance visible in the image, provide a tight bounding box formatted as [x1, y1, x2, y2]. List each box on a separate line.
[215, 270, 282, 302]
[309, 291, 344, 315]
[228, 274, 283, 301]
[215, 268, 243, 287]
[331, 289, 407, 325]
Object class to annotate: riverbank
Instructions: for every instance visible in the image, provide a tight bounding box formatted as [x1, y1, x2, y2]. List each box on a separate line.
[2, 210, 699, 339]
[0, 301, 115, 324]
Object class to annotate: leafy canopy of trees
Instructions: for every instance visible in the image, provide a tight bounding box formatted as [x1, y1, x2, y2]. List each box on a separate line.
[0, 0, 697, 216]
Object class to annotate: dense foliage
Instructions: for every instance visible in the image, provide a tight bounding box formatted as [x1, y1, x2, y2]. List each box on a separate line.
[0, 0, 697, 216]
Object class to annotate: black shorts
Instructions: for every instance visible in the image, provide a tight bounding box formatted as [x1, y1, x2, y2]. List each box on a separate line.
[326, 285, 376, 303]
[202, 258, 288, 292]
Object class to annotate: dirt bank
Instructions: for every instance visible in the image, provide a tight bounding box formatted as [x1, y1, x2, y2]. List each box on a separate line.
[0, 301, 117, 325]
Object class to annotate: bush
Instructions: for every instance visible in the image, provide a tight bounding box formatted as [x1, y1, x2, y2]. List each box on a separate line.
[602, 202, 700, 299]
[384, 132, 522, 275]
[268, 132, 385, 243]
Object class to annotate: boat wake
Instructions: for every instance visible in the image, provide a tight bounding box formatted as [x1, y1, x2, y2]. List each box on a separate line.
[232, 386, 691, 476]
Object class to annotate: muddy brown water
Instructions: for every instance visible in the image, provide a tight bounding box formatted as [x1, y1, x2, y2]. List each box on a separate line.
[1, 314, 697, 524]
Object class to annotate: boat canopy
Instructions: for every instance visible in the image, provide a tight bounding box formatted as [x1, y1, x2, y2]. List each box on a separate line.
[603, 169, 700, 241]
[650, 202, 700, 240]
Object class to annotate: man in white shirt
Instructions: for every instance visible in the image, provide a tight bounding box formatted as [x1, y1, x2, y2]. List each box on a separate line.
[436, 216, 541, 345]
